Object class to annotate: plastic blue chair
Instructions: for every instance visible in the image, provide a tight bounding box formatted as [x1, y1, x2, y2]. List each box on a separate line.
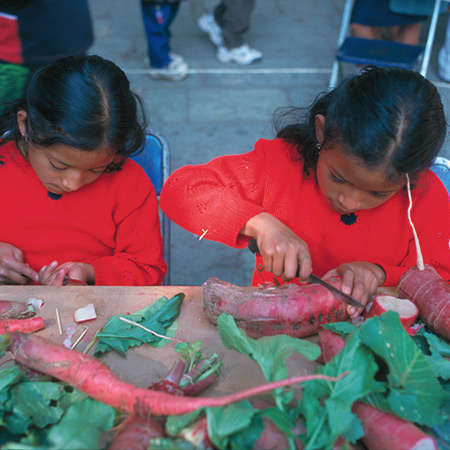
[131, 128, 171, 285]
[329, 0, 444, 89]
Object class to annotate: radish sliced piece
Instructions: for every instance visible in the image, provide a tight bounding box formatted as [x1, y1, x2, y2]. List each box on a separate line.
[74, 303, 97, 323]
[27, 297, 44, 310]
[365, 295, 419, 327]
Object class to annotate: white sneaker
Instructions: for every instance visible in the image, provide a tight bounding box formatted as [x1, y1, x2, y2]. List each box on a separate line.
[217, 44, 262, 65]
[198, 13, 224, 47]
[150, 54, 189, 81]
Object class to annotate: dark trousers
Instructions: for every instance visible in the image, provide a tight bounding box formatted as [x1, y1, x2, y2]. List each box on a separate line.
[141, 1, 180, 68]
[213, 0, 256, 48]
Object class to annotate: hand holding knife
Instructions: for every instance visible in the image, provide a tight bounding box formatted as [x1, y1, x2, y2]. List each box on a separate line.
[248, 238, 365, 309]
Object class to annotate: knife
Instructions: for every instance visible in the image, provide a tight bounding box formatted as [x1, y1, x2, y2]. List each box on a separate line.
[248, 239, 365, 309]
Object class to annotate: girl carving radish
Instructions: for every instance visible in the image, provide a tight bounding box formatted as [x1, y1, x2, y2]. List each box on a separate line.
[160, 66, 450, 318]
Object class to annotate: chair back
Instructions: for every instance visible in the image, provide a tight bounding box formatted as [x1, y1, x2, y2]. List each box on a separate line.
[329, 0, 445, 89]
[131, 128, 171, 285]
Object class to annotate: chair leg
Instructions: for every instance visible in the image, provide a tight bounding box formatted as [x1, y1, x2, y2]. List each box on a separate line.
[329, 60, 341, 90]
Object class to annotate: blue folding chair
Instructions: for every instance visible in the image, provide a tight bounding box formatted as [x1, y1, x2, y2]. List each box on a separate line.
[131, 128, 171, 285]
[329, 0, 444, 89]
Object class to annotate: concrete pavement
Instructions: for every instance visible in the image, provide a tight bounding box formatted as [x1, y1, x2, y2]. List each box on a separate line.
[88, 0, 450, 286]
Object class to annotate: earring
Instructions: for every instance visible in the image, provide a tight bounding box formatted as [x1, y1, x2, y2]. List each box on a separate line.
[316, 142, 321, 152]
[22, 134, 28, 142]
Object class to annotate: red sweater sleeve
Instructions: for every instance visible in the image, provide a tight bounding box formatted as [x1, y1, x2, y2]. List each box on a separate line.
[160, 145, 268, 248]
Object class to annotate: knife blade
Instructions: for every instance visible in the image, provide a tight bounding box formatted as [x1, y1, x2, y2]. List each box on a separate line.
[248, 239, 365, 309]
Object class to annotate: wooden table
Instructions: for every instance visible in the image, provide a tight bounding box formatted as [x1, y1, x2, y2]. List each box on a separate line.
[0, 286, 318, 397]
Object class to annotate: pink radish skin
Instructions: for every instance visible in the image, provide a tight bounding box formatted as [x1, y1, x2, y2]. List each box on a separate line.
[398, 265, 450, 340]
[108, 416, 165, 450]
[365, 295, 419, 327]
[5, 332, 347, 417]
[203, 277, 348, 338]
[318, 329, 437, 450]
[0, 300, 35, 320]
[0, 317, 45, 334]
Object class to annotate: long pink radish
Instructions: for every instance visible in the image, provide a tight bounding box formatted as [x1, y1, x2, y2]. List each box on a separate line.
[398, 265, 450, 340]
[4, 332, 347, 417]
[0, 300, 35, 320]
[318, 329, 437, 450]
[0, 317, 45, 334]
[203, 277, 348, 338]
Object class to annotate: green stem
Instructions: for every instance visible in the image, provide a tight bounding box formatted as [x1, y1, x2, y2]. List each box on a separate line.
[304, 412, 327, 450]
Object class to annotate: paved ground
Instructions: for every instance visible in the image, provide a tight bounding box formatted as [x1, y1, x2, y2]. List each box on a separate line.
[88, 0, 450, 286]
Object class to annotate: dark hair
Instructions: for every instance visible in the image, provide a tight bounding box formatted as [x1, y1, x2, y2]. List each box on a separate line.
[275, 66, 447, 180]
[0, 54, 147, 170]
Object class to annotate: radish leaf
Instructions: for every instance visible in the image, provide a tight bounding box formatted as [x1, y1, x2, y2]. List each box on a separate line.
[217, 313, 320, 383]
[94, 293, 184, 357]
[360, 311, 447, 427]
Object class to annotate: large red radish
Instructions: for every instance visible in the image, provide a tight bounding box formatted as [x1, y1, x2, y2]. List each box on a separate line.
[398, 265, 450, 340]
[365, 295, 419, 327]
[203, 277, 348, 338]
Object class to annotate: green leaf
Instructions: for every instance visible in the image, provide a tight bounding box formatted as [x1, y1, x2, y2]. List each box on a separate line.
[322, 322, 358, 337]
[0, 367, 24, 393]
[360, 312, 446, 427]
[149, 437, 195, 449]
[304, 331, 380, 445]
[46, 397, 117, 449]
[10, 382, 66, 430]
[217, 314, 320, 383]
[206, 401, 256, 450]
[94, 293, 184, 357]
[165, 409, 205, 437]
[227, 413, 264, 450]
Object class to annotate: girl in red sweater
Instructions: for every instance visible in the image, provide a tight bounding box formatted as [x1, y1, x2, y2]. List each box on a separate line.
[160, 66, 450, 318]
[0, 55, 167, 286]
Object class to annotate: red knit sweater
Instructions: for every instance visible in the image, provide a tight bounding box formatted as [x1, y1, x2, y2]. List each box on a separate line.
[160, 138, 450, 286]
[0, 141, 167, 285]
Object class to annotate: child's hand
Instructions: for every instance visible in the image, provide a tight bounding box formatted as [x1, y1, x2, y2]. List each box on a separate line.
[39, 261, 95, 286]
[0, 242, 39, 285]
[242, 212, 312, 283]
[323, 262, 386, 319]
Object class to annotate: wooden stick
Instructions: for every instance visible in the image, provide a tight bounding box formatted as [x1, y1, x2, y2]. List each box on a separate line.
[55, 308, 63, 336]
[83, 327, 103, 354]
[71, 326, 89, 350]
[118, 316, 182, 343]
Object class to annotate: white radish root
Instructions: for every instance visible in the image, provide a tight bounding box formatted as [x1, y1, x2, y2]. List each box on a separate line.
[406, 174, 424, 271]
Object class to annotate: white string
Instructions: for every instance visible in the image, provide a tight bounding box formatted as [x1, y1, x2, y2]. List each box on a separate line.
[406, 174, 425, 270]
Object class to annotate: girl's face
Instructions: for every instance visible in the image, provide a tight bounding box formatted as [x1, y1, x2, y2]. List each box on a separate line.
[26, 143, 114, 194]
[316, 145, 404, 214]
[17, 110, 115, 194]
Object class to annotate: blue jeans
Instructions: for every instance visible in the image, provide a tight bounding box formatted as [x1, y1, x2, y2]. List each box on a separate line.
[431, 156, 450, 197]
[141, 2, 180, 68]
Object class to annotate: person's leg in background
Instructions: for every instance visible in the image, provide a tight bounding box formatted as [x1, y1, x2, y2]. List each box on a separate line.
[141, 1, 188, 81]
[198, 0, 262, 65]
